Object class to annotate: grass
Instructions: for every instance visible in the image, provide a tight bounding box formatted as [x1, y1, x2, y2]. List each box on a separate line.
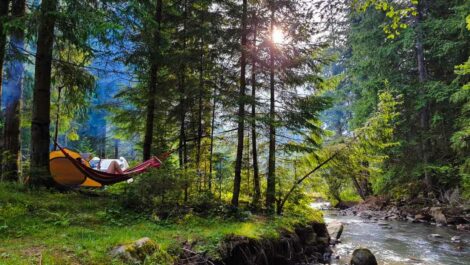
[0, 183, 323, 264]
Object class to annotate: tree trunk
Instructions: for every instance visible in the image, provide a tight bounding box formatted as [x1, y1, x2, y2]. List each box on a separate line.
[30, 0, 57, 187]
[114, 139, 119, 158]
[196, 17, 205, 188]
[0, 0, 11, 178]
[250, 13, 261, 208]
[208, 84, 217, 191]
[2, 0, 24, 181]
[415, 0, 431, 194]
[266, 5, 276, 213]
[180, 0, 189, 202]
[53, 86, 62, 150]
[143, 0, 163, 161]
[231, 0, 248, 207]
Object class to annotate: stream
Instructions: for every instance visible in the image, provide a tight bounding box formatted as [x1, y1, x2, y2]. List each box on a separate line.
[311, 203, 470, 265]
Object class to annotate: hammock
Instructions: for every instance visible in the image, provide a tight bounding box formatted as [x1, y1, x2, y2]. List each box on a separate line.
[50, 143, 162, 188]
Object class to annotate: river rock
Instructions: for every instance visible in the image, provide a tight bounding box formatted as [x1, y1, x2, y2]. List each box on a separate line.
[350, 248, 378, 265]
[451, 236, 461, 242]
[430, 234, 442, 238]
[327, 221, 344, 241]
[414, 214, 429, 222]
[430, 207, 447, 224]
[456, 224, 470, 231]
[377, 221, 389, 226]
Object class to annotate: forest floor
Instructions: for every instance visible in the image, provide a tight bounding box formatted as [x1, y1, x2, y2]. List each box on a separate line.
[0, 183, 323, 265]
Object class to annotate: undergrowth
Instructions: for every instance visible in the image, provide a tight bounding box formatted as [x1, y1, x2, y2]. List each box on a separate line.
[0, 182, 323, 264]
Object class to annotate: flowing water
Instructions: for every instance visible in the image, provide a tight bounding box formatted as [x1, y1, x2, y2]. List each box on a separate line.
[311, 203, 470, 265]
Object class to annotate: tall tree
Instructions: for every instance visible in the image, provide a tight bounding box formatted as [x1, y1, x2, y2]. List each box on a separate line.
[414, 0, 432, 193]
[143, 0, 163, 161]
[266, 0, 276, 213]
[0, 0, 10, 178]
[232, 0, 248, 207]
[250, 9, 261, 207]
[2, 0, 25, 181]
[30, 0, 57, 187]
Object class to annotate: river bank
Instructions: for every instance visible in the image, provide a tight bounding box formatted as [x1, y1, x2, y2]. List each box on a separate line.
[337, 196, 470, 231]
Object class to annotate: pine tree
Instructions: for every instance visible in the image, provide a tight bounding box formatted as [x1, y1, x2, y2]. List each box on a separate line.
[30, 0, 58, 187]
[2, 0, 25, 181]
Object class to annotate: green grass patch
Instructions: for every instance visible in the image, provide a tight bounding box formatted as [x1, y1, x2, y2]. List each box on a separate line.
[0, 183, 323, 264]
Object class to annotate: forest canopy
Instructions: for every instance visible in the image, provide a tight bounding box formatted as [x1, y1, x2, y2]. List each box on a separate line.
[0, 0, 469, 214]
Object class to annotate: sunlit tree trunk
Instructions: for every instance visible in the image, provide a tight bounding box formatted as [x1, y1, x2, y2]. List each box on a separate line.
[30, 0, 57, 187]
[0, 0, 10, 178]
[266, 3, 276, 213]
[250, 12, 261, 208]
[143, 0, 163, 161]
[208, 82, 217, 191]
[232, 0, 248, 207]
[2, 0, 24, 181]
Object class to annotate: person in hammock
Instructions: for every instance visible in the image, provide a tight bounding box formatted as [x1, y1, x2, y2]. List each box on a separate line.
[79, 154, 125, 174]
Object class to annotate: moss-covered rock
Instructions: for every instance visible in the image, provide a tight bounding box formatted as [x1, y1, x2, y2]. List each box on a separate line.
[109, 237, 173, 265]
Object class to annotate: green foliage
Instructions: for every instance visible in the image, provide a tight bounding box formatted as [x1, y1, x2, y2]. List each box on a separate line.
[0, 183, 323, 264]
[320, 89, 402, 201]
[352, 0, 417, 38]
[326, 0, 470, 201]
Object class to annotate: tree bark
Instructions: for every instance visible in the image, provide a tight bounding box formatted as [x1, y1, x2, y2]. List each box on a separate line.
[53, 86, 62, 150]
[114, 139, 119, 158]
[143, 0, 163, 161]
[232, 0, 248, 207]
[196, 14, 205, 188]
[208, 84, 217, 191]
[266, 4, 276, 213]
[2, 0, 24, 181]
[250, 12, 261, 208]
[415, 0, 431, 194]
[30, 0, 57, 187]
[0, 0, 11, 178]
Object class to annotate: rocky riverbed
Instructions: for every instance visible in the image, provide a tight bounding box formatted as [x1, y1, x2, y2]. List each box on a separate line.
[314, 198, 470, 265]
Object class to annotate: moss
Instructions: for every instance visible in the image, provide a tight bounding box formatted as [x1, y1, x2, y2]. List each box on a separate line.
[0, 183, 323, 264]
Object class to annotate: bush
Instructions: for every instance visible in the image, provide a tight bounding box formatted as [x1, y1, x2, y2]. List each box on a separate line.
[122, 167, 184, 211]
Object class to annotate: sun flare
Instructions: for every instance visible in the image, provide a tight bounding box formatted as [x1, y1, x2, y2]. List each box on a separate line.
[272, 27, 286, 44]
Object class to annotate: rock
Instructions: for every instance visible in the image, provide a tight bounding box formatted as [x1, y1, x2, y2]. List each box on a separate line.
[430, 234, 442, 238]
[110, 237, 163, 264]
[451, 236, 461, 242]
[430, 207, 447, 224]
[377, 221, 389, 226]
[414, 214, 425, 220]
[350, 248, 378, 265]
[327, 221, 344, 241]
[358, 211, 372, 219]
[456, 224, 470, 231]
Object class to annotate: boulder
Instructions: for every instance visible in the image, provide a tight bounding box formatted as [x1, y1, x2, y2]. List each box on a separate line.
[350, 248, 378, 265]
[110, 237, 172, 265]
[430, 207, 447, 224]
[327, 221, 344, 241]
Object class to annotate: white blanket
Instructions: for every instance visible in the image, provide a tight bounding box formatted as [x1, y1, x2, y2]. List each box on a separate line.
[90, 157, 129, 171]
